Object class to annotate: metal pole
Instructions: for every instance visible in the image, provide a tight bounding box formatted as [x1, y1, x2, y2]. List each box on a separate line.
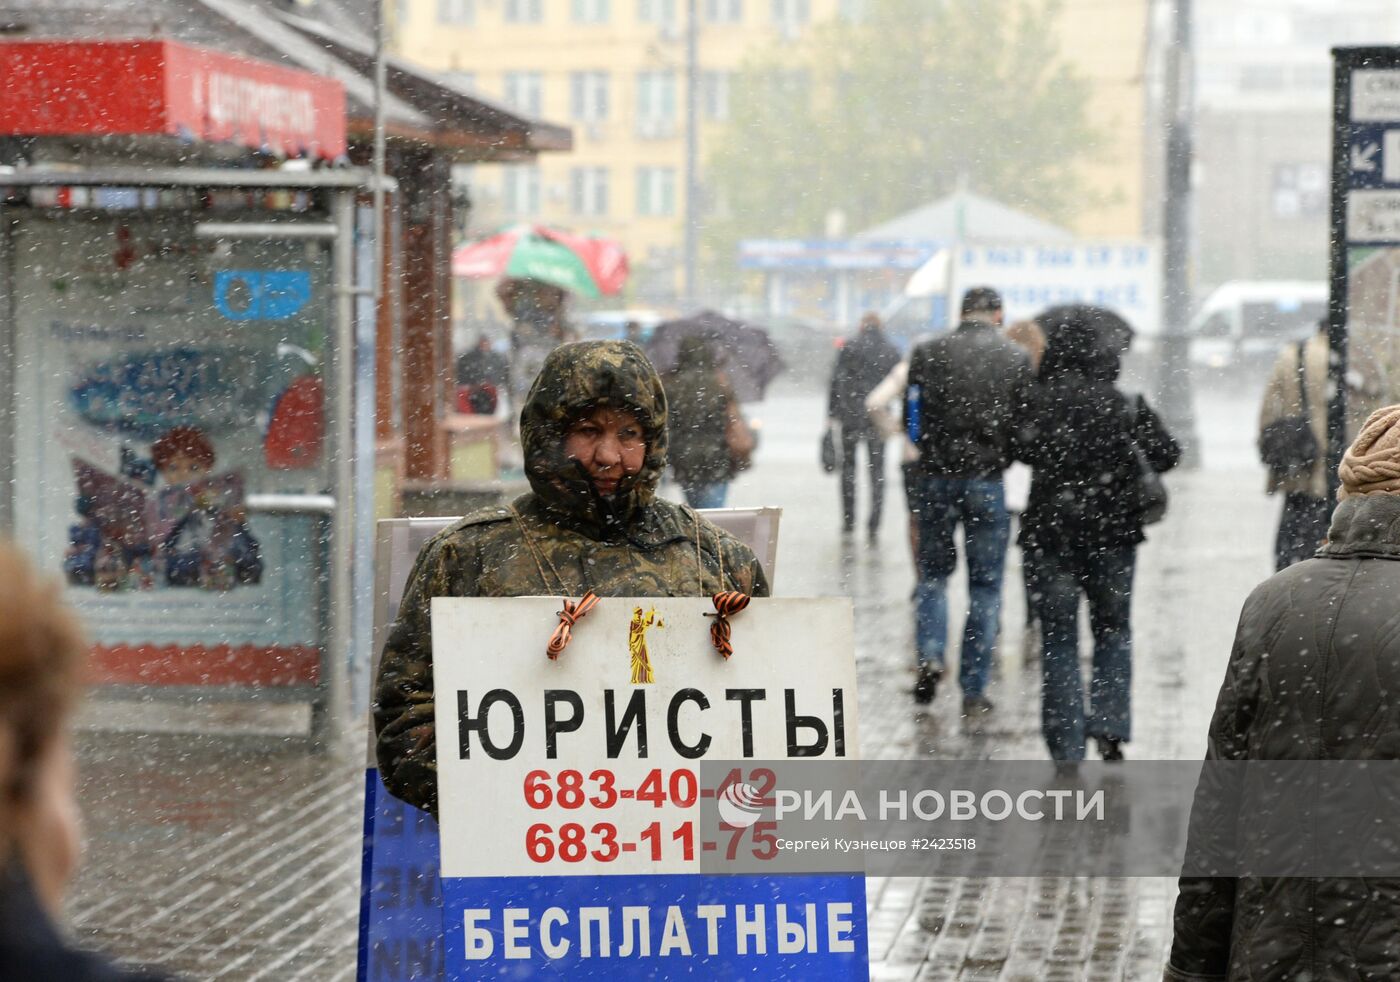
[319, 188, 358, 751]
[1158, 0, 1199, 465]
[373, 0, 388, 279]
[683, 0, 699, 308]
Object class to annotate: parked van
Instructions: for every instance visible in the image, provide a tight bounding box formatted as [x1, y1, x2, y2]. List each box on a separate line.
[1189, 280, 1326, 370]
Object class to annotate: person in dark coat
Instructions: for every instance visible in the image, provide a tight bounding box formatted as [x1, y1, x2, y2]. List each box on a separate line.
[664, 336, 742, 509]
[905, 288, 1033, 711]
[828, 313, 901, 540]
[1016, 307, 1179, 761]
[1167, 403, 1400, 981]
[0, 543, 175, 981]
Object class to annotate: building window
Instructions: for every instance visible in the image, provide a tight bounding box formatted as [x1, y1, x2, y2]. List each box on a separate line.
[437, 0, 475, 24]
[505, 0, 544, 23]
[571, 167, 610, 216]
[504, 71, 544, 117]
[838, 0, 865, 21]
[636, 166, 676, 216]
[1272, 163, 1327, 219]
[503, 166, 541, 216]
[704, 0, 742, 22]
[636, 71, 677, 137]
[771, 0, 808, 34]
[573, 0, 609, 22]
[701, 70, 730, 122]
[638, 0, 677, 28]
[570, 72, 610, 122]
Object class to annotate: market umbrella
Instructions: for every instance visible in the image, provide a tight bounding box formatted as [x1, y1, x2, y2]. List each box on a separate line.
[647, 310, 785, 403]
[452, 223, 628, 298]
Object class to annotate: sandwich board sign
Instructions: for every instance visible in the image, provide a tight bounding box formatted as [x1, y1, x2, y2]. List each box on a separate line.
[358, 508, 846, 981]
[432, 595, 866, 978]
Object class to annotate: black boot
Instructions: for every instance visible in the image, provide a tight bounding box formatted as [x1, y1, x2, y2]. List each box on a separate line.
[913, 665, 940, 705]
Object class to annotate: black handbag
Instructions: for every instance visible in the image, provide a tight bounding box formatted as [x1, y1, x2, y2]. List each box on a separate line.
[1125, 395, 1168, 525]
[821, 428, 838, 473]
[1259, 340, 1319, 479]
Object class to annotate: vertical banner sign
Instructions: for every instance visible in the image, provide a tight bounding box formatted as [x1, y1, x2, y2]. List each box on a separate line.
[431, 597, 867, 979]
[1332, 49, 1400, 488]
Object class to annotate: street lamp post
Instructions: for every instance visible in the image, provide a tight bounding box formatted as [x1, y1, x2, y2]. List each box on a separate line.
[684, 0, 700, 308]
[1158, 0, 1200, 464]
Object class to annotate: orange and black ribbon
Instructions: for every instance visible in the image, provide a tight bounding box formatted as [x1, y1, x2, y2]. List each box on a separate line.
[547, 591, 600, 659]
[705, 591, 751, 659]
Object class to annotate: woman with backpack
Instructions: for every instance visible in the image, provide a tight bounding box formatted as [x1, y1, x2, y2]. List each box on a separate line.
[1016, 306, 1180, 763]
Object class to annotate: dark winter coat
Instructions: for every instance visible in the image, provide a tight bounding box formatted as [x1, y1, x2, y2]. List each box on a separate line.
[0, 860, 174, 982]
[907, 319, 1033, 478]
[664, 338, 739, 486]
[373, 340, 769, 815]
[1168, 492, 1400, 982]
[827, 326, 900, 433]
[1016, 320, 1179, 556]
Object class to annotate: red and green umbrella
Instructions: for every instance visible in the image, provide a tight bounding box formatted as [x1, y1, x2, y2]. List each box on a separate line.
[451, 223, 628, 298]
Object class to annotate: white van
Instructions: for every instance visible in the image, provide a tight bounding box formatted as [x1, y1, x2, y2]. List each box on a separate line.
[1189, 281, 1327, 370]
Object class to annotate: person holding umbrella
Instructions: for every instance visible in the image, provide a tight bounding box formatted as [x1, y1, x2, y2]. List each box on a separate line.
[1015, 305, 1179, 762]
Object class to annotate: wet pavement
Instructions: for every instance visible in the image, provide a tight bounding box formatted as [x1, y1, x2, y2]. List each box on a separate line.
[67, 367, 1278, 980]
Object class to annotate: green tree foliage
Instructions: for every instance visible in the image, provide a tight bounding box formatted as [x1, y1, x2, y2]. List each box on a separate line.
[704, 0, 1103, 279]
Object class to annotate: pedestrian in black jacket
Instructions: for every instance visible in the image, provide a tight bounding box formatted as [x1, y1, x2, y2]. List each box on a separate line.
[905, 287, 1033, 711]
[1169, 403, 1400, 981]
[827, 313, 901, 540]
[1016, 307, 1179, 761]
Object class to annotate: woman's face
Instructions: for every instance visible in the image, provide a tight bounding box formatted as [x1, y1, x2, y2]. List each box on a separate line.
[562, 407, 646, 497]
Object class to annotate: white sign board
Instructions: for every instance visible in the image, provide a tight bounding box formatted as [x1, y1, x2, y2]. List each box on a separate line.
[1348, 189, 1400, 243]
[949, 241, 1163, 336]
[1353, 69, 1400, 122]
[432, 596, 856, 878]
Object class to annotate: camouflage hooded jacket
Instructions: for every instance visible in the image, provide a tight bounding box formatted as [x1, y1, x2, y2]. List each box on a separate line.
[373, 340, 770, 814]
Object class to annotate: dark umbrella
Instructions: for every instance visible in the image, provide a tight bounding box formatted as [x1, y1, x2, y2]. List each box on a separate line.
[646, 310, 785, 402]
[1037, 304, 1135, 354]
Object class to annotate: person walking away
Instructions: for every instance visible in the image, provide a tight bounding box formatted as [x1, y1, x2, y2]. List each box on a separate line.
[828, 313, 901, 541]
[1016, 308, 1179, 762]
[866, 358, 920, 565]
[905, 287, 1032, 712]
[375, 340, 768, 816]
[1167, 403, 1400, 981]
[663, 337, 744, 509]
[1004, 319, 1047, 661]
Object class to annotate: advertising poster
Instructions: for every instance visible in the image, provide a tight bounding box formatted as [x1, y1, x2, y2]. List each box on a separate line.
[357, 509, 787, 982]
[431, 596, 867, 980]
[11, 213, 331, 684]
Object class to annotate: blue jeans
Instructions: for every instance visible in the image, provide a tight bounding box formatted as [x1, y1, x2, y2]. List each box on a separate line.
[683, 482, 729, 510]
[912, 476, 1010, 698]
[1034, 547, 1136, 761]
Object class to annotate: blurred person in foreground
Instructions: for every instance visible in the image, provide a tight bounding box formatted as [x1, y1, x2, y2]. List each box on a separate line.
[1167, 404, 1400, 981]
[0, 544, 173, 980]
[905, 287, 1032, 712]
[1016, 307, 1179, 762]
[663, 336, 744, 509]
[828, 312, 900, 541]
[375, 341, 768, 815]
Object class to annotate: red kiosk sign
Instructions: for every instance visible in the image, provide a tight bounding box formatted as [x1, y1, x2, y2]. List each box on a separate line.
[0, 40, 346, 159]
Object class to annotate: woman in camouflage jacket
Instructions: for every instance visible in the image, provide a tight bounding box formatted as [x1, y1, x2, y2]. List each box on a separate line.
[373, 340, 770, 814]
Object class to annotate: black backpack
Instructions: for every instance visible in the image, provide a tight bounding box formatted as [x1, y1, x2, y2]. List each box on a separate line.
[1259, 340, 1320, 479]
